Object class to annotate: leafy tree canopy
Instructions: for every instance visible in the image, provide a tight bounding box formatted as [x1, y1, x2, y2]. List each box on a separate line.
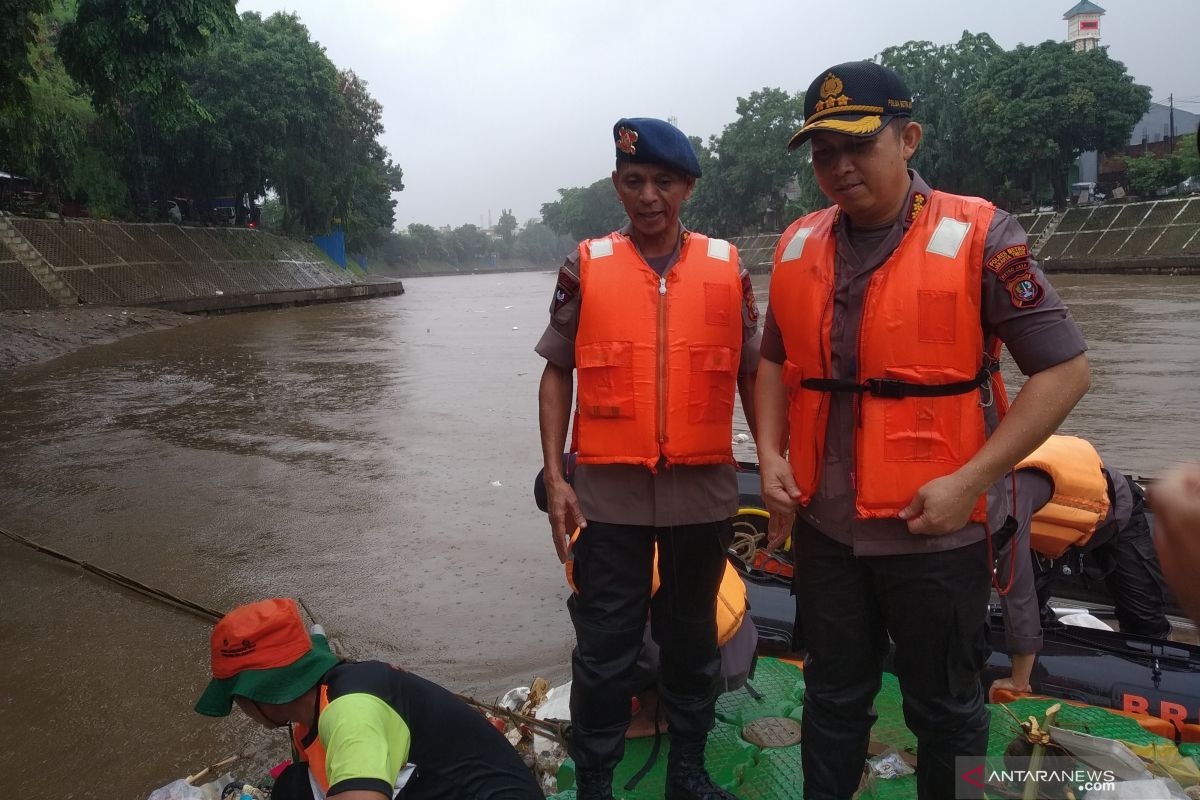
[966, 41, 1149, 205]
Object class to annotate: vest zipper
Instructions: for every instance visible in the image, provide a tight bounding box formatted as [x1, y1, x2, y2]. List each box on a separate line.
[657, 274, 668, 446]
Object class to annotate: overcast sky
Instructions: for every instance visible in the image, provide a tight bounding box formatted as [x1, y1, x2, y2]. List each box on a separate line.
[240, 0, 1200, 230]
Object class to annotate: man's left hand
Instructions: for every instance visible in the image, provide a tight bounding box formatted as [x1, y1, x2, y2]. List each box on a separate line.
[990, 676, 1031, 695]
[899, 473, 982, 535]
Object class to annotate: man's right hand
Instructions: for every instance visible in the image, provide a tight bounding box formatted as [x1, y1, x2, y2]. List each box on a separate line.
[546, 478, 586, 563]
[760, 453, 801, 550]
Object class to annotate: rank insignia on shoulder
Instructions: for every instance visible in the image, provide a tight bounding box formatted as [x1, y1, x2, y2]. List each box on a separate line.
[908, 192, 927, 224]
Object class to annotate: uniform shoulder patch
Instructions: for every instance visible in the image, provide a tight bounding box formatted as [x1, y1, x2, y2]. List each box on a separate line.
[552, 263, 580, 315]
[1007, 272, 1044, 309]
[741, 270, 760, 325]
[987, 243, 1031, 283]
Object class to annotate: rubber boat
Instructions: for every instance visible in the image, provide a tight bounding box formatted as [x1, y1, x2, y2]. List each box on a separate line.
[730, 462, 1200, 744]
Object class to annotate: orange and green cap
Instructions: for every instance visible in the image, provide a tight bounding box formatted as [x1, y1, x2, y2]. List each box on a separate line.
[195, 598, 338, 717]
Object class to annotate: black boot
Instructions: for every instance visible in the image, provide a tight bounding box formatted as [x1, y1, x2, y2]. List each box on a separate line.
[665, 738, 736, 799]
[574, 768, 614, 800]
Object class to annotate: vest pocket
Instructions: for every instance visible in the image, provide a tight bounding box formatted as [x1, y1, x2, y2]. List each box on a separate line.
[688, 344, 736, 423]
[879, 365, 967, 463]
[578, 340, 635, 419]
[704, 282, 732, 326]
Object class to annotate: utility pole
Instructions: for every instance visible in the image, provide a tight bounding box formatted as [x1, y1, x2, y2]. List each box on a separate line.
[1169, 94, 1176, 146]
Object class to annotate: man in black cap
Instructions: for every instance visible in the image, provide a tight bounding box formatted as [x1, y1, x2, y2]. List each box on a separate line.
[535, 117, 760, 799]
[754, 62, 1091, 799]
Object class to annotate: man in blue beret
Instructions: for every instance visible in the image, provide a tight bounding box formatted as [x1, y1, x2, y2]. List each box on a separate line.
[535, 118, 761, 799]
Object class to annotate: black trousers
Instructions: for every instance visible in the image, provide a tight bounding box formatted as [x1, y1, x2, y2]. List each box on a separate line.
[792, 519, 991, 800]
[567, 518, 733, 771]
[1100, 478, 1171, 637]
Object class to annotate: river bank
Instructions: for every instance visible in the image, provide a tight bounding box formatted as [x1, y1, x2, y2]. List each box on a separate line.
[0, 306, 197, 371]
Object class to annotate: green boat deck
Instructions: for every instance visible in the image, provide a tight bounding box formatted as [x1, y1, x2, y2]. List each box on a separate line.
[548, 657, 1197, 799]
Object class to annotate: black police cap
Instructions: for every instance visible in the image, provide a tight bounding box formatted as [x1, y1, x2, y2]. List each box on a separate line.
[787, 61, 913, 150]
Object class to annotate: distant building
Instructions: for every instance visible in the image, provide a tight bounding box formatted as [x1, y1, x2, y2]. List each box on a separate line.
[1064, 0, 1104, 52]
[1129, 103, 1200, 147]
[1065, 2, 1106, 182]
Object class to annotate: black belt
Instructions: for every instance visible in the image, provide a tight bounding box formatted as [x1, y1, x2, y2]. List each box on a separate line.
[800, 364, 995, 400]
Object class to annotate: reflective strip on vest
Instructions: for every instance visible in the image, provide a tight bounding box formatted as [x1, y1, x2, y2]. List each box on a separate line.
[1018, 435, 1111, 558]
[707, 237, 732, 261]
[769, 192, 1001, 520]
[779, 227, 814, 262]
[588, 237, 614, 259]
[926, 217, 973, 258]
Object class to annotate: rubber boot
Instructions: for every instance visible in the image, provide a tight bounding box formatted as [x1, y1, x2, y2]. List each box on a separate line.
[665, 737, 736, 799]
[574, 768, 615, 800]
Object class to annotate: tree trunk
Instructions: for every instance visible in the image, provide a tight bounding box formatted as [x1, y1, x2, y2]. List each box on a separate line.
[1050, 159, 1069, 208]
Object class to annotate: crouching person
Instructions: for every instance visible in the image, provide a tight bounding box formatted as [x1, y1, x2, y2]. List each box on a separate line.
[195, 598, 543, 800]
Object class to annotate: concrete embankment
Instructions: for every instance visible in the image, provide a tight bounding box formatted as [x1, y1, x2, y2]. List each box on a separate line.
[0, 214, 404, 314]
[728, 196, 1200, 274]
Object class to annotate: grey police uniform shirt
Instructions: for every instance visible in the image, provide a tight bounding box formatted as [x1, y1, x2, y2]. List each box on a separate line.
[1003, 462, 1134, 653]
[760, 171, 1088, 557]
[535, 223, 762, 528]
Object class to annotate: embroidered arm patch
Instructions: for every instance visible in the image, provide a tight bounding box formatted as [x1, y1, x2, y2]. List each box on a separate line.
[551, 264, 580, 315]
[1007, 272, 1044, 309]
[987, 244, 1031, 283]
[741, 270, 760, 326]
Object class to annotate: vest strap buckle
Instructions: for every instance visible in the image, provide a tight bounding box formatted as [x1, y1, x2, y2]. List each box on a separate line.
[862, 378, 907, 399]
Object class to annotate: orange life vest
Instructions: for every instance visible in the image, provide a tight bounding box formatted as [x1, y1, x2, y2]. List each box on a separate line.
[291, 685, 332, 794]
[769, 191, 1005, 521]
[1016, 435, 1111, 558]
[574, 231, 742, 470]
[563, 527, 747, 646]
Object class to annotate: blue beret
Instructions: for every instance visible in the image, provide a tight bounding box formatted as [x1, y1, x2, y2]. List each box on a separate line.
[613, 118, 702, 178]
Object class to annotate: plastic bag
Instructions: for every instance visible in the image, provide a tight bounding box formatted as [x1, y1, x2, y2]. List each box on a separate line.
[867, 750, 915, 780]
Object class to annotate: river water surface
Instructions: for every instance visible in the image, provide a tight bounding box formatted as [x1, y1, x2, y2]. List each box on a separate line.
[1, 270, 1198, 797]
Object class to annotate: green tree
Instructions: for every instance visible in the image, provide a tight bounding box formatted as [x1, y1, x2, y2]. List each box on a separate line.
[0, 0, 52, 114]
[966, 41, 1149, 206]
[540, 177, 626, 241]
[515, 219, 575, 265]
[878, 31, 1003, 196]
[328, 69, 403, 252]
[58, 0, 237, 128]
[404, 223, 450, 262]
[687, 88, 809, 236]
[448, 223, 490, 265]
[496, 208, 518, 242]
[1122, 134, 1200, 197]
[0, 2, 126, 214]
[1123, 152, 1172, 197]
[1175, 133, 1200, 182]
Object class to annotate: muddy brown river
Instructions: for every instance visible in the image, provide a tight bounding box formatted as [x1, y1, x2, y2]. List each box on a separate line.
[1, 270, 1198, 797]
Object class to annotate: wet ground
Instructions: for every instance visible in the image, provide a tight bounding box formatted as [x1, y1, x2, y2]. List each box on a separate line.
[1, 270, 1198, 797]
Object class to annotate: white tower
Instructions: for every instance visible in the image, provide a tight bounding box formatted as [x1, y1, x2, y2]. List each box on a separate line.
[1064, 1, 1104, 52]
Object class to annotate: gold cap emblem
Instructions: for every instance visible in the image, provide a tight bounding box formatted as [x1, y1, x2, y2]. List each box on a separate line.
[820, 73, 844, 99]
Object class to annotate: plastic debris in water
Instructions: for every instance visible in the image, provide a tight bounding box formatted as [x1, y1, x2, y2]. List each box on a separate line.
[733, 433, 751, 444]
[491, 480, 503, 487]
